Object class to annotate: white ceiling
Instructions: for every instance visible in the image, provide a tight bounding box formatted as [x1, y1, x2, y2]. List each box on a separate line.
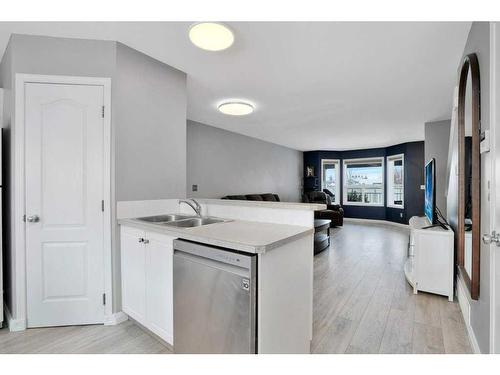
[0, 22, 471, 151]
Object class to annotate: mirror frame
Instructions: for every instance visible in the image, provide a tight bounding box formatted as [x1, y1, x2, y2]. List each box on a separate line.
[457, 53, 481, 300]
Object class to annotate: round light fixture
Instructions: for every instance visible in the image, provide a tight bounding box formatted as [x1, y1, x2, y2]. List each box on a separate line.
[188, 22, 234, 51]
[218, 101, 254, 116]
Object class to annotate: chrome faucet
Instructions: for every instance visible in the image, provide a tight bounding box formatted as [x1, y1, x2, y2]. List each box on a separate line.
[179, 198, 202, 217]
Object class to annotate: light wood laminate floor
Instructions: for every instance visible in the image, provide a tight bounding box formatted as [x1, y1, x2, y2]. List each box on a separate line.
[0, 223, 472, 354]
[0, 320, 171, 354]
[312, 223, 472, 354]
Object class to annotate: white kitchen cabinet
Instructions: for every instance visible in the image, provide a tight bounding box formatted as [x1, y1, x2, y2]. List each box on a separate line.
[120, 225, 175, 344]
[121, 226, 147, 323]
[145, 231, 174, 343]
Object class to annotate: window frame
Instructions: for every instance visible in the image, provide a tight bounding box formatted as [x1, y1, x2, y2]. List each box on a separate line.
[342, 157, 385, 207]
[386, 153, 405, 209]
[320, 159, 341, 204]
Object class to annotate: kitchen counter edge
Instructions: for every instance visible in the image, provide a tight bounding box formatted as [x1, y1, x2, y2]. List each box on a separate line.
[118, 218, 314, 254]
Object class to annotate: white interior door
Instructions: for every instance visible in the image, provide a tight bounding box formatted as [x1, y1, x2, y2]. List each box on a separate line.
[25, 82, 106, 327]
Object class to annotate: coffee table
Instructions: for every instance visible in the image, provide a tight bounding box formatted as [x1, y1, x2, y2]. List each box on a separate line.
[314, 219, 331, 254]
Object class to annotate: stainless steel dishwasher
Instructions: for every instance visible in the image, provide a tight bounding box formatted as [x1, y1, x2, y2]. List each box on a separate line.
[173, 239, 257, 353]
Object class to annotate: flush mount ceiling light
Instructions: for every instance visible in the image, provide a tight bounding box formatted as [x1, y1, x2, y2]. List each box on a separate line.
[218, 101, 254, 116]
[188, 22, 234, 51]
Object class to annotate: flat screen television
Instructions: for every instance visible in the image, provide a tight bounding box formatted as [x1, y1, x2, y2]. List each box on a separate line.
[424, 158, 436, 225]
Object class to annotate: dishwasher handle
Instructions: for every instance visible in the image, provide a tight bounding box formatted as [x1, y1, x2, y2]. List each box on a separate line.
[174, 250, 251, 279]
[173, 239, 255, 269]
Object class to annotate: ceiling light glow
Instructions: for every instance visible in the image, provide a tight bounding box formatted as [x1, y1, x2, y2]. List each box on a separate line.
[189, 22, 234, 51]
[218, 101, 254, 116]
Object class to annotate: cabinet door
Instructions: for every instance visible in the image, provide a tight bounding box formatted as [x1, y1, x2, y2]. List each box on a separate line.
[415, 232, 450, 296]
[145, 231, 175, 344]
[120, 226, 146, 323]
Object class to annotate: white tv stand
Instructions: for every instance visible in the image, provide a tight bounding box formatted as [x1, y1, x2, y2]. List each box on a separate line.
[405, 216, 454, 301]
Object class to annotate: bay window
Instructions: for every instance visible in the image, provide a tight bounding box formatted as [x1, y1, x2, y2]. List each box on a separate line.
[343, 158, 384, 206]
[321, 159, 340, 204]
[387, 154, 404, 208]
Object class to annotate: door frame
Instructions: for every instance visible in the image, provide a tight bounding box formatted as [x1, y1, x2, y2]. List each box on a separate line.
[490, 22, 500, 354]
[14, 74, 113, 328]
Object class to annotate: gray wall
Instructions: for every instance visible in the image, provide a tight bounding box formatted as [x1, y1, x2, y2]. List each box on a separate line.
[10, 34, 116, 77]
[447, 22, 490, 353]
[187, 120, 303, 202]
[114, 42, 186, 201]
[0, 34, 187, 317]
[425, 119, 451, 218]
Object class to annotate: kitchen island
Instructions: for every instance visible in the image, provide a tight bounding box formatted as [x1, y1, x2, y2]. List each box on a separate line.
[117, 199, 319, 354]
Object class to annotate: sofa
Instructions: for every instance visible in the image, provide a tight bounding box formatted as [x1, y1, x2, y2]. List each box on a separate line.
[302, 190, 344, 227]
[221, 192, 343, 228]
[221, 193, 280, 202]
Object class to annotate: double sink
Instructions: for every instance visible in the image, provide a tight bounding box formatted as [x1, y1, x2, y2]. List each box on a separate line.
[137, 214, 228, 228]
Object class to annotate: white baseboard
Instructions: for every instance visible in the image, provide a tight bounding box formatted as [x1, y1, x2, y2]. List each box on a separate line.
[344, 217, 409, 229]
[3, 303, 27, 331]
[104, 311, 129, 326]
[457, 277, 481, 354]
[4, 302, 129, 329]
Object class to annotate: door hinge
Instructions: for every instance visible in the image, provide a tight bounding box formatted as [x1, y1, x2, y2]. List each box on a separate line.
[101, 106, 105, 118]
[483, 231, 500, 246]
[103, 293, 106, 305]
[101, 200, 104, 212]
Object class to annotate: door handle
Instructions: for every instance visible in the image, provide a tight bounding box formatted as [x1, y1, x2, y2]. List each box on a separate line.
[482, 231, 500, 246]
[26, 215, 40, 223]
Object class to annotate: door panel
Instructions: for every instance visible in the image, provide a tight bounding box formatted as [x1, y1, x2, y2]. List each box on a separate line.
[42, 242, 88, 300]
[120, 226, 146, 323]
[25, 82, 105, 327]
[41, 99, 87, 227]
[145, 232, 174, 343]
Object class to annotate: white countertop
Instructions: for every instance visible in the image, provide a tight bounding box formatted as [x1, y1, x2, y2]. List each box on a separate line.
[118, 218, 313, 254]
[194, 198, 326, 211]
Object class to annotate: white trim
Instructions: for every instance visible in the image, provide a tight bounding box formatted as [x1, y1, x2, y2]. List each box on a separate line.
[490, 21, 500, 354]
[320, 159, 340, 205]
[342, 157, 385, 207]
[490, 21, 496, 355]
[3, 303, 26, 331]
[104, 311, 129, 326]
[14, 74, 113, 327]
[386, 153, 405, 209]
[344, 217, 409, 229]
[457, 275, 481, 354]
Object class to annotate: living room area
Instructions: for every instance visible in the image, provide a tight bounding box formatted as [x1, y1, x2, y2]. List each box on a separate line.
[188, 121, 472, 354]
[185, 21, 496, 354]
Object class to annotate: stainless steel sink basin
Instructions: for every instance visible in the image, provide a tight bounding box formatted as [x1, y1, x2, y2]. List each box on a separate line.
[164, 217, 226, 228]
[137, 214, 196, 223]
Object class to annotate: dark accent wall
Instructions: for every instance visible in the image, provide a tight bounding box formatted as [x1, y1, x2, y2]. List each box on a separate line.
[403, 142, 426, 221]
[303, 141, 424, 224]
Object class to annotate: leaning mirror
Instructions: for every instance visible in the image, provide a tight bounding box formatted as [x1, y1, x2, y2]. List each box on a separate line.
[458, 53, 480, 300]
